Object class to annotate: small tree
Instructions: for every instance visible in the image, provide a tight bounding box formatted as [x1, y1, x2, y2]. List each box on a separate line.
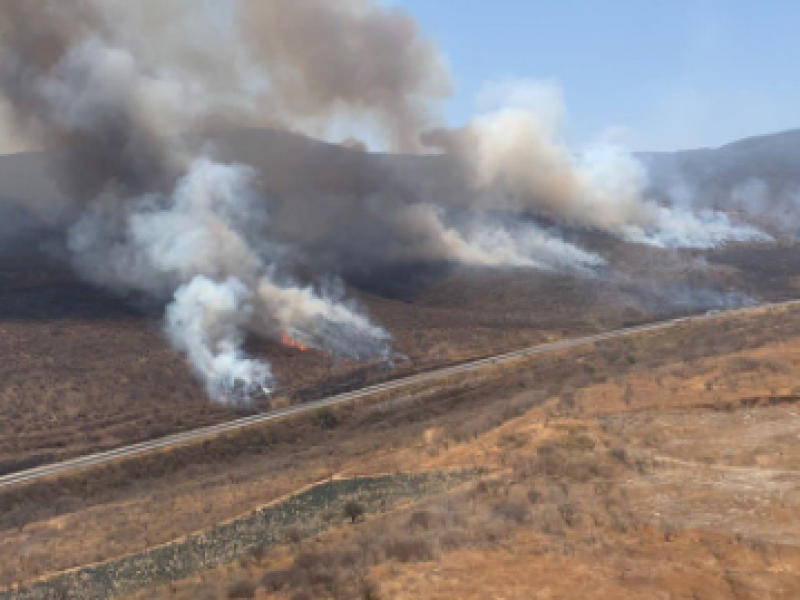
[285, 526, 303, 547]
[226, 579, 257, 599]
[311, 407, 338, 430]
[344, 500, 365, 523]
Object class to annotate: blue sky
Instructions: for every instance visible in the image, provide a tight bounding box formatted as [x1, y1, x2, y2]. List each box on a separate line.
[395, 0, 799, 151]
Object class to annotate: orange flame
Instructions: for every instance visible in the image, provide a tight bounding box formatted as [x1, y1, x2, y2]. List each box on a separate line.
[278, 332, 308, 352]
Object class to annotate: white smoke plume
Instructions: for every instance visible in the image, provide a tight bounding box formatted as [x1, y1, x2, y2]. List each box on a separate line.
[69, 159, 390, 403]
[167, 277, 271, 403]
[622, 205, 770, 248]
[431, 79, 770, 249]
[330, 202, 603, 272]
[404, 204, 603, 271]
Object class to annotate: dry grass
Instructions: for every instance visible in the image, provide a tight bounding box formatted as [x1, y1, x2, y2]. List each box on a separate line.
[99, 304, 800, 600]
[0, 243, 634, 473]
[125, 393, 800, 599]
[4, 304, 800, 597]
[5, 235, 792, 473]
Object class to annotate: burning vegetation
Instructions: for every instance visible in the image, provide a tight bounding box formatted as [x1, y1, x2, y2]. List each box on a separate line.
[278, 332, 309, 353]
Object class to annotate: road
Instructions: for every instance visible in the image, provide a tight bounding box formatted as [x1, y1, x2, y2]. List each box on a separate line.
[1, 300, 798, 490]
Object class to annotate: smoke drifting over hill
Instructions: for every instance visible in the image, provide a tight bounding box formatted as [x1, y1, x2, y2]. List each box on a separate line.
[426, 79, 767, 248]
[0, 0, 768, 402]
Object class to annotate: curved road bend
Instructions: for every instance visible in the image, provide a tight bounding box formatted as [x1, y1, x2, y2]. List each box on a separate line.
[1, 300, 798, 490]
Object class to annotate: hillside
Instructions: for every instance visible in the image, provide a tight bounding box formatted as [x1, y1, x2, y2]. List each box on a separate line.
[6, 126, 800, 229]
[1, 129, 800, 474]
[639, 129, 800, 226]
[640, 129, 800, 191]
[0, 130, 800, 598]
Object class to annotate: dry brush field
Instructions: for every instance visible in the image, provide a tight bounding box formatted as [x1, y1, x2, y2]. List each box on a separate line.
[0, 236, 723, 473]
[3, 303, 800, 598]
[2, 236, 797, 474]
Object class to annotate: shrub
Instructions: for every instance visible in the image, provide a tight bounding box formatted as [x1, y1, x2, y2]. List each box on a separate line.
[383, 536, 437, 562]
[407, 510, 435, 531]
[294, 551, 326, 571]
[248, 543, 268, 562]
[568, 434, 596, 452]
[359, 579, 382, 600]
[492, 500, 530, 524]
[260, 569, 291, 593]
[474, 479, 504, 497]
[344, 500, 366, 523]
[285, 526, 303, 545]
[314, 508, 337, 525]
[226, 579, 257, 599]
[261, 549, 373, 599]
[311, 407, 339, 430]
[609, 447, 628, 464]
[527, 488, 543, 505]
[497, 432, 528, 449]
[558, 502, 579, 527]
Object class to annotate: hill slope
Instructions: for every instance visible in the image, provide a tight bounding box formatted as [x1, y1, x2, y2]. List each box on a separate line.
[639, 128, 800, 208]
[0, 129, 799, 473]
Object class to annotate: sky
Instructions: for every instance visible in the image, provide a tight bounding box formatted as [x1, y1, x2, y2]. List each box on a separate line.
[395, 0, 799, 152]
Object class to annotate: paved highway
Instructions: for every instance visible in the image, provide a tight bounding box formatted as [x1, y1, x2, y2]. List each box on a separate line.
[1, 300, 797, 490]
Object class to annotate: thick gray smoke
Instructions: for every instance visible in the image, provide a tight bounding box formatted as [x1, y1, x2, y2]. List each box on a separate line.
[239, 0, 452, 151]
[0, 0, 399, 403]
[0, 2, 769, 402]
[0, 3, 183, 202]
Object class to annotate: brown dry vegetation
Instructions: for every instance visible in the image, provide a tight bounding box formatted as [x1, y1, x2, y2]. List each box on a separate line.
[0, 216, 797, 473]
[2, 127, 800, 477]
[0, 237, 648, 474]
[0, 234, 735, 473]
[3, 303, 800, 598]
[115, 307, 800, 599]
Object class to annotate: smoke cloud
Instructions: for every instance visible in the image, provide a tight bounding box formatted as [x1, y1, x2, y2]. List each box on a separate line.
[68, 158, 390, 403]
[167, 276, 272, 403]
[427, 79, 768, 249]
[239, 0, 452, 151]
[0, 0, 435, 403]
[0, 2, 770, 403]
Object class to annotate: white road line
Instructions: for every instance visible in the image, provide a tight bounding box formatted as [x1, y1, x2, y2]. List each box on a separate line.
[1, 300, 798, 490]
